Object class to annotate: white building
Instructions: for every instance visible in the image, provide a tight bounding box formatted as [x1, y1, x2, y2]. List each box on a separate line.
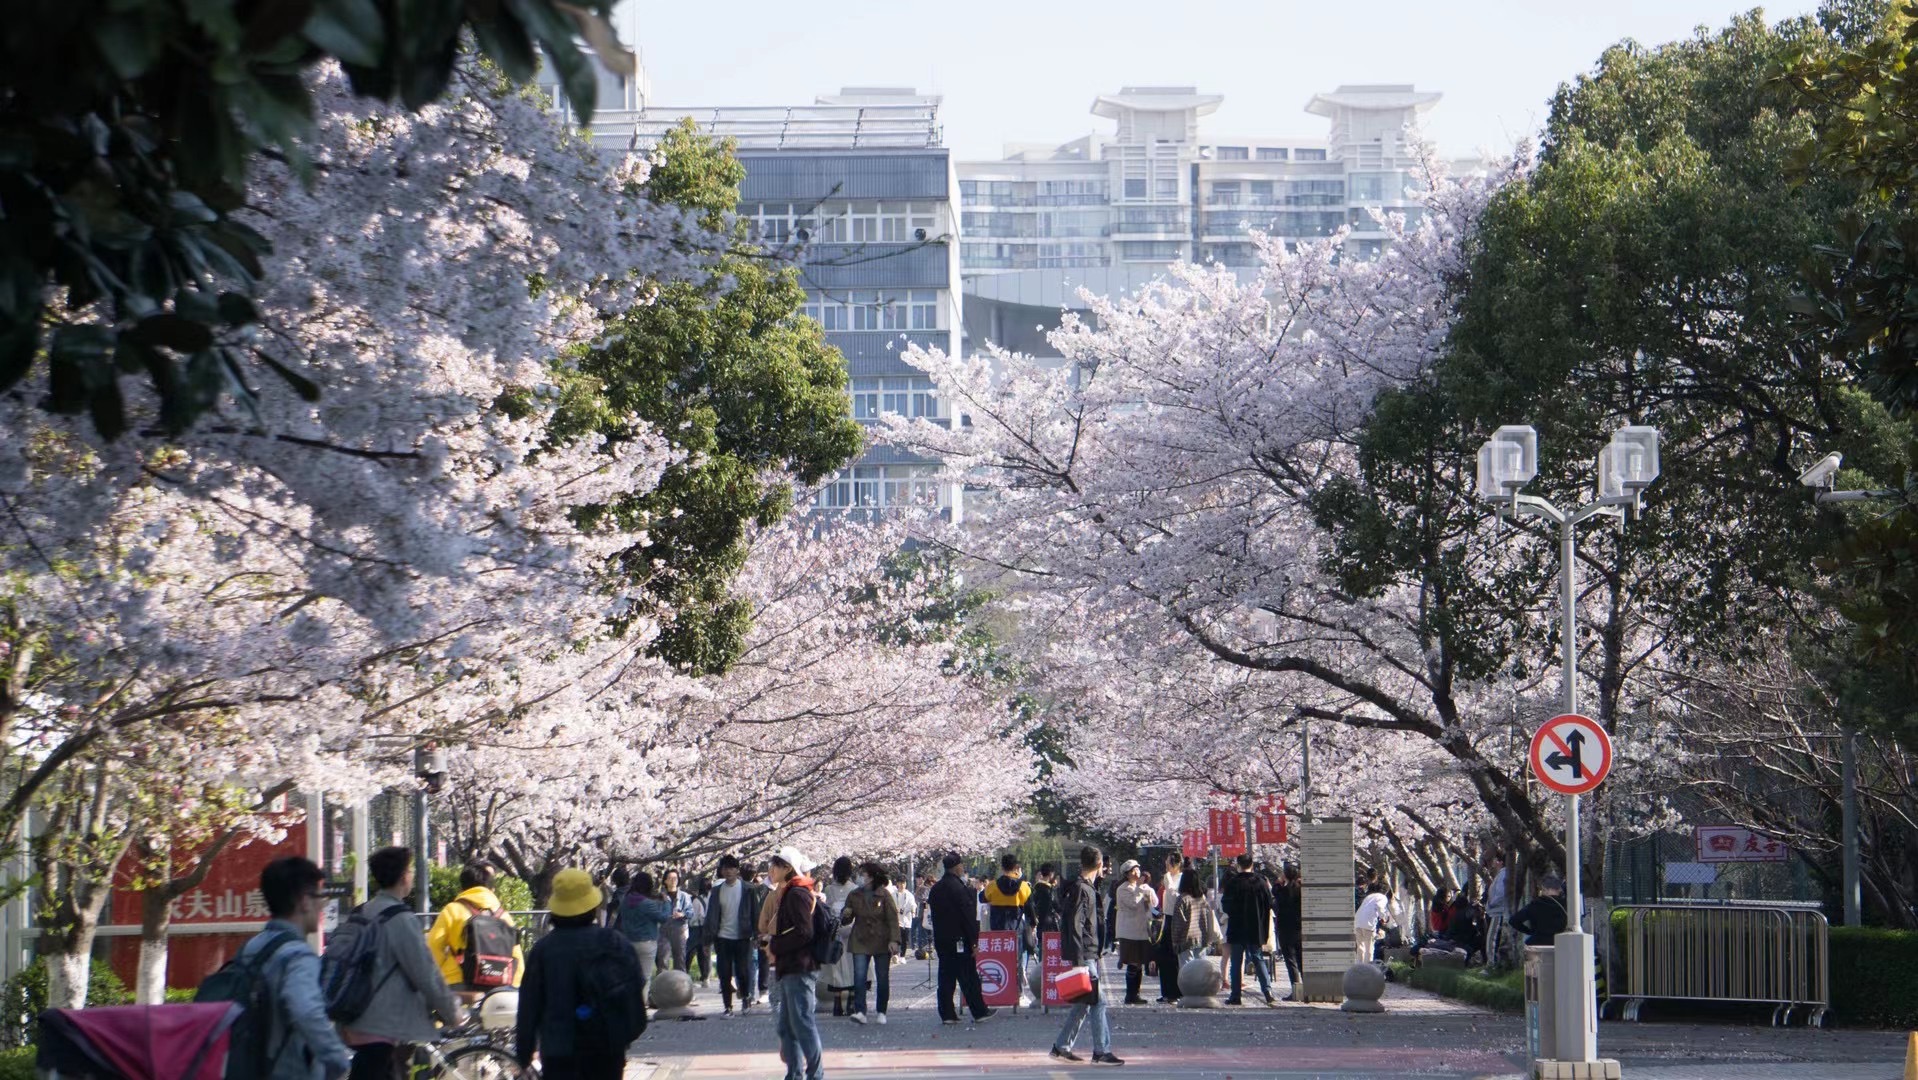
[958, 85, 1442, 357]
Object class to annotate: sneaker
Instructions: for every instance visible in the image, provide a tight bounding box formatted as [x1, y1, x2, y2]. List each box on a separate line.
[849, 1012, 867, 1025]
[1224, 996, 1243, 1006]
[1264, 994, 1278, 1007]
[942, 1018, 961, 1026]
[972, 1009, 997, 1023]
[1050, 1047, 1085, 1063]
[1092, 1052, 1126, 1066]
[722, 1006, 735, 1016]
[1282, 992, 1299, 1002]
[875, 1013, 888, 1026]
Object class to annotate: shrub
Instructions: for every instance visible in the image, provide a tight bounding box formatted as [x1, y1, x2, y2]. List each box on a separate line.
[1829, 926, 1918, 1028]
[1389, 959, 1525, 1013]
[429, 864, 535, 913]
[0, 958, 132, 1048]
[0, 1047, 33, 1080]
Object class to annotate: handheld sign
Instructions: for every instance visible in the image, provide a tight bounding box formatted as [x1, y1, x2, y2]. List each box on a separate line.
[1528, 713, 1612, 796]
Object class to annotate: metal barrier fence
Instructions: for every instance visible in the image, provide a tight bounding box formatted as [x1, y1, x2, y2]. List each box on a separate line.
[1605, 903, 1828, 1026]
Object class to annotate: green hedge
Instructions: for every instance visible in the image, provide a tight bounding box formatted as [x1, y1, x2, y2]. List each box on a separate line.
[0, 1047, 32, 1080]
[1829, 926, 1918, 1028]
[0, 959, 132, 1049]
[1388, 960, 1526, 1013]
[428, 865, 534, 912]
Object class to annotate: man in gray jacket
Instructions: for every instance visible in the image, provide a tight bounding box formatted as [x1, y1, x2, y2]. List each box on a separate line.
[342, 847, 467, 1079]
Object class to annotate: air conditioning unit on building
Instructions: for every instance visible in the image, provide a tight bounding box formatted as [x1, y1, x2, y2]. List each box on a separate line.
[795, 227, 811, 243]
[913, 227, 929, 242]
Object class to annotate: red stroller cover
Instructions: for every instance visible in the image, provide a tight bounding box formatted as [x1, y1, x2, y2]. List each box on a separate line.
[37, 1003, 240, 1080]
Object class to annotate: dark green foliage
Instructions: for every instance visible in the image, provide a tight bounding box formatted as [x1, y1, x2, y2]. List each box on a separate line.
[427, 865, 533, 913]
[1387, 960, 1525, 1012]
[0, 958, 132, 1048]
[554, 121, 863, 673]
[0, 1048, 31, 1080]
[1828, 926, 1918, 1026]
[0, 0, 629, 438]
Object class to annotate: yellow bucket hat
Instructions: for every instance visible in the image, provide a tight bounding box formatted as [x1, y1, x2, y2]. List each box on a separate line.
[548, 867, 600, 918]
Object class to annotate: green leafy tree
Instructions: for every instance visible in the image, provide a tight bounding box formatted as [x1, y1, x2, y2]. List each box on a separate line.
[0, 0, 633, 438]
[554, 122, 863, 673]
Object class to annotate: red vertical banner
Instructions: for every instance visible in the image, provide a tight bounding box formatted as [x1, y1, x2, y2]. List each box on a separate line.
[1253, 796, 1288, 845]
[1207, 807, 1246, 857]
[1041, 932, 1067, 1007]
[1180, 828, 1208, 859]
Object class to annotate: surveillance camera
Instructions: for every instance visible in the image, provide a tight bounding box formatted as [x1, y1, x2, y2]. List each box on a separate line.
[1798, 452, 1842, 489]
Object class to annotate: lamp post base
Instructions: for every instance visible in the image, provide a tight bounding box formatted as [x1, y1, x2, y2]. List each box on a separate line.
[1531, 1059, 1621, 1079]
[1552, 930, 1597, 1062]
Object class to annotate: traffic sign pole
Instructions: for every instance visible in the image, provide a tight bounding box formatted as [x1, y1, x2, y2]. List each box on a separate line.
[1556, 520, 1596, 1063]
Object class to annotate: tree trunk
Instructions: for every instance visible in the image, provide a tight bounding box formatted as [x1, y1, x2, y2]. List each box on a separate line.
[136, 864, 172, 1005]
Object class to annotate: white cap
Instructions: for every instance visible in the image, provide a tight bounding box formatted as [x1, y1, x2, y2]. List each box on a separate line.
[773, 846, 815, 876]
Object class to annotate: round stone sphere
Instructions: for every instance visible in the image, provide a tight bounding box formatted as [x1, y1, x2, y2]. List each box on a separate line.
[647, 969, 695, 1010]
[1028, 962, 1045, 1000]
[1177, 955, 1224, 998]
[1340, 962, 1386, 1013]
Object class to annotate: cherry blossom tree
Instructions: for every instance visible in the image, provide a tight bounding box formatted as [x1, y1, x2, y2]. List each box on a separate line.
[0, 60, 723, 1005]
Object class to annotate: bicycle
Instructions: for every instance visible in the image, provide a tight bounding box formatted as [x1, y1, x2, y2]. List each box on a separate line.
[397, 1017, 530, 1080]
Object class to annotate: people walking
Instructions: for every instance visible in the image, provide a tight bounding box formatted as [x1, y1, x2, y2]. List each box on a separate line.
[654, 868, 695, 975]
[913, 875, 935, 951]
[426, 860, 526, 993]
[688, 878, 712, 985]
[889, 876, 917, 965]
[1049, 845, 1122, 1066]
[515, 868, 648, 1080]
[984, 853, 1033, 998]
[240, 856, 354, 1080]
[749, 863, 774, 1002]
[1274, 863, 1304, 999]
[1111, 860, 1155, 1005]
[1153, 853, 1187, 1004]
[1221, 854, 1277, 1006]
[820, 857, 859, 1016]
[704, 855, 763, 1016]
[1164, 869, 1222, 985]
[1354, 880, 1396, 965]
[1509, 875, 1569, 946]
[928, 852, 995, 1025]
[843, 863, 901, 1025]
[340, 847, 465, 1080]
[761, 848, 824, 1080]
[1481, 851, 1511, 970]
[1031, 863, 1060, 933]
[613, 870, 666, 990]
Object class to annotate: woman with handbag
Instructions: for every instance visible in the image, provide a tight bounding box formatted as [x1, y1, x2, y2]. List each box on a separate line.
[1111, 860, 1156, 1006]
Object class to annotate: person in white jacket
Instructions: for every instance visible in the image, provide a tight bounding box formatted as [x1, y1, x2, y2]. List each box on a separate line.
[1354, 881, 1397, 964]
[891, 881, 917, 961]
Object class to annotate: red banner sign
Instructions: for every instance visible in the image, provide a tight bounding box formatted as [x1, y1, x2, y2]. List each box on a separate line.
[1180, 828, 1209, 860]
[974, 930, 1021, 1007]
[1253, 797, 1288, 845]
[1695, 826, 1787, 863]
[1207, 808, 1246, 857]
[1041, 932, 1068, 1008]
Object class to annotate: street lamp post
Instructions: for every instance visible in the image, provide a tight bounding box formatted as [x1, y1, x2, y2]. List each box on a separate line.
[1476, 423, 1661, 1065]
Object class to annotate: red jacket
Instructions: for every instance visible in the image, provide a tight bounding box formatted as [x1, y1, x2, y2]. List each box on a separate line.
[770, 876, 819, 977]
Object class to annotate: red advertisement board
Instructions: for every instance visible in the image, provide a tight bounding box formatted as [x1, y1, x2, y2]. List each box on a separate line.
[1180, 828, 1208, 860]
[974, 930, 1021, 1007]
[103, 820, 307, 991]
[1040, 931, 1068, 1008]
[1207, 807, 1246, 857]
[1252, 797, 1288, 845]
[1695, 826, 1788, 863]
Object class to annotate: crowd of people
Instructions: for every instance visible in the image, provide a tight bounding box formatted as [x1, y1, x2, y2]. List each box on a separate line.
[211, 843, 1545, 1080]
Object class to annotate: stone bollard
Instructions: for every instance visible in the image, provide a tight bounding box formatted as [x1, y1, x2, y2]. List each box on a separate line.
[1340, 962, 1386, 1013]
[1176, 955, 1225, 1009]
[648, 969, 699, 1019]
[1029, 963, 1045, 1002]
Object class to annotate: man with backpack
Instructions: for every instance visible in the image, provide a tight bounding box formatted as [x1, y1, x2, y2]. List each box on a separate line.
[331, 847, 465, 1079]
[760, 847, 824, 1080]
[199, 856, 352, 1080]
[516, 867, 648, 1080]
[426, 860, 525, 994]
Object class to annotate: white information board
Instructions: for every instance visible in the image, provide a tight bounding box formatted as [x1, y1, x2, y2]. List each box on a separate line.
[1296, 818, 1354, 1003]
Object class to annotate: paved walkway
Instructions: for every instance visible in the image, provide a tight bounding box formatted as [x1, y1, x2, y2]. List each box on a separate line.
[621, 965, 1908, 1080]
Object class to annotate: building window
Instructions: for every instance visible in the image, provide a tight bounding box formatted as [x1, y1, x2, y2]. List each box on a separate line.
[815, 464, 944, 509]
[805, 290, 942, 333]
[1217, 146, 1249, 161]
[1295, 148, 1328, 161]
[1256, 147, 1289, 161]
[848, 376, 943, 421]
[1123, 178, 1147, 199]
[1210, 181, 1241, 205]
[1117, 240, 1181, 261]
[1155, 178, 1179, 199]
[1250, 180, 1274, 202]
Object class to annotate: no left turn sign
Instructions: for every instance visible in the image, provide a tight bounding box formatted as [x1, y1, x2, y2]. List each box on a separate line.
[1528, 713, 1613, 796]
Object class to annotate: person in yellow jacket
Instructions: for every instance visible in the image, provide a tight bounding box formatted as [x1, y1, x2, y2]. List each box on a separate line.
[426, 860, 527, 991]
[983, 853, 1034, 1003]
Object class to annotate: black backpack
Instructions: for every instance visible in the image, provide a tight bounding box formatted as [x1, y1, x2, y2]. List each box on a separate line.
[457, 898, 519, 988]
[574, 928, 648, 1055]
[195, 930, 298, 1080]
[809, 894, 843, 966]
[320, 902, 410, 1023]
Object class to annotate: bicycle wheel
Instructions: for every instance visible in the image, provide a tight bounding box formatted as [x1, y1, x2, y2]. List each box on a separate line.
[440, 1044, 527, 1080]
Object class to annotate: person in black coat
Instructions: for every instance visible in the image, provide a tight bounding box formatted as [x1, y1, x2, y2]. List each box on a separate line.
[927, 852, 994, 1024]
[517, 869, 647, 1080]
[1509, 875, 1569, 946]
[1048, 845, 1121, 1066]
[1220, 854, 1276, 1005]
[1273, 863, 1304, 999]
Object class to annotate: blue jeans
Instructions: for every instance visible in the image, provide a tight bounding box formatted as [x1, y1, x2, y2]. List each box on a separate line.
[1229, 942, 1272, 999]
[771, 972, 824, 1080]
[851, 952, 889, 1015]
[1054, 959, 1110, 1056]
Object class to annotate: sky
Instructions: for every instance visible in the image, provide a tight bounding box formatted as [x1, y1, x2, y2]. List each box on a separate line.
[615, 0, 1822, 161]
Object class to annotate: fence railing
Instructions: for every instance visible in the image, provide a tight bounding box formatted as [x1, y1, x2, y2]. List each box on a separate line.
[1605, 903, 1828, 1026]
